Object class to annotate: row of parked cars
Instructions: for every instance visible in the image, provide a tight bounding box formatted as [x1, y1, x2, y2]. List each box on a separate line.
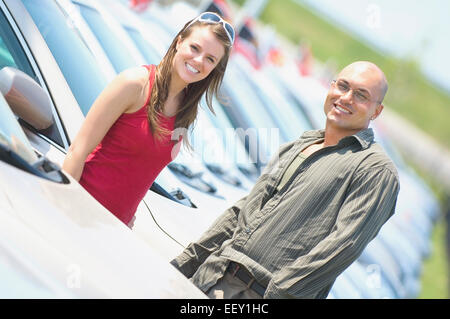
[0, 0, 441, 298]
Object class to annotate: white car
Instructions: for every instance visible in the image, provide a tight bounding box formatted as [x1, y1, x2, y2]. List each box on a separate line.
[0, 0, 230, 298]
[0, 67, 206, 297]
[5, 0, 246, 250]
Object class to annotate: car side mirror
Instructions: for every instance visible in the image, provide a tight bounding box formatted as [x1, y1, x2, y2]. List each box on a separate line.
[0, 67, 53, 130]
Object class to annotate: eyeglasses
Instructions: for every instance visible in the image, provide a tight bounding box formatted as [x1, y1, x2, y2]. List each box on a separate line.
[186, 12, 235, 45]
[331, 79, 372, 104]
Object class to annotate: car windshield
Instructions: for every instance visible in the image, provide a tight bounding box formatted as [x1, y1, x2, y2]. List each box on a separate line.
[22, 0, 108, 116]
[246, 71, 313, 141]
[205, 97, 257, 170]
[223, 63, 280, 134]
[75, 3, 137, 73]
[222, 63, 283, 159]
[0, 94, 37, 164]
[124, 26, 161, 65]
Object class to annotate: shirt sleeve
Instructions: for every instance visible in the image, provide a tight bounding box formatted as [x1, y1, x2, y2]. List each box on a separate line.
[171, 195, 247, 278]
[264, 166, 400, 298]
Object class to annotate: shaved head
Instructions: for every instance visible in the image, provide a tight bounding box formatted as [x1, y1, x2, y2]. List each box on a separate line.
[323, 60, 388, 138]
[338, 61, 388, 104]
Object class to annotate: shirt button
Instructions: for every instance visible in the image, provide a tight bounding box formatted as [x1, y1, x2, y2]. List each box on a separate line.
[245, 227, 251, 234]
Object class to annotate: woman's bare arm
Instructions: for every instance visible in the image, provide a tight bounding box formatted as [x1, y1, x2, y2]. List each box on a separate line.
[62, 67, 149, 181]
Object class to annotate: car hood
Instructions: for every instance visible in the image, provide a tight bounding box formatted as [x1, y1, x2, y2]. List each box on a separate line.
[0, 160, 206, 298]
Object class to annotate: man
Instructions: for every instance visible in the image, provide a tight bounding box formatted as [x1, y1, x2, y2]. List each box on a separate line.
[171, 61, 400, 299]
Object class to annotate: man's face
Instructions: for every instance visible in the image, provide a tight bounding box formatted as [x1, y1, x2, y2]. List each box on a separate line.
[323, 63, 384, 134]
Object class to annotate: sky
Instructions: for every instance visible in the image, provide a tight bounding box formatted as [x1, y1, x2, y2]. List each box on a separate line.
[297, 0, 450, 93]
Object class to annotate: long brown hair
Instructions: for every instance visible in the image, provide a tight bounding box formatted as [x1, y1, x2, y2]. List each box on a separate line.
[147, 17, 233, 151]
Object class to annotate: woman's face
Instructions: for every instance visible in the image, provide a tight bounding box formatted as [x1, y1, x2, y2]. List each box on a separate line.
[172, 25, 226, 87]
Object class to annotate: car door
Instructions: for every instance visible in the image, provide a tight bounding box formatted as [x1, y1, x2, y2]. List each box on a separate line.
[0, 0, 210, 297]
[0, 0, 75, 166]
[0, 88, 206, 297]
[0, 0, 186, 254]
[1, 0, 231, 251]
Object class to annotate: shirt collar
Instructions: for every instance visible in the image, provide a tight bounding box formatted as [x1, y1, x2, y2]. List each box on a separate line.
[301, 128, 374, 150]
[351, 128, 374, 149]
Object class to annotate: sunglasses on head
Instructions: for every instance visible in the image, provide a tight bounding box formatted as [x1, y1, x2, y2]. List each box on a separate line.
[186, 12, 235, 45]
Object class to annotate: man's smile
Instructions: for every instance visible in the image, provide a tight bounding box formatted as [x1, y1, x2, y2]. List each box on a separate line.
[333, 103, 352, 115]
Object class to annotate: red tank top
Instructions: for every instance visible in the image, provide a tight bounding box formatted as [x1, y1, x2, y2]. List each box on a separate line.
[79, 65, 181, 225]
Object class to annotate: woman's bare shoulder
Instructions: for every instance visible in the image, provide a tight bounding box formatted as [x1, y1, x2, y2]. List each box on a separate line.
[114, 66, 152, 112]
[117, 66, 150, 89]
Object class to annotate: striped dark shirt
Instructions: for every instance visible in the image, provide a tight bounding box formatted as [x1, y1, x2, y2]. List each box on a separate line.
[172, 128, 400, 298]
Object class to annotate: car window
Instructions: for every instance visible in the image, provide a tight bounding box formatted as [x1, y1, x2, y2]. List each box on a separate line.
[0, 7, 65, 147]
[0, 93, 68, 183]
[75, 3, 136, 73]
[22, 0, 108, 116]
[0, 94, 37, 164]
[0, 12, 35, 81]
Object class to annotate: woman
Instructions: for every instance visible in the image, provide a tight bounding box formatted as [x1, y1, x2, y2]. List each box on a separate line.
[62, 12, 235, 227]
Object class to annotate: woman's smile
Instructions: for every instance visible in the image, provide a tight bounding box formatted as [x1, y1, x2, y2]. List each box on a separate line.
[185, 62, 200, 74]
[172, 26, 225, 87]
